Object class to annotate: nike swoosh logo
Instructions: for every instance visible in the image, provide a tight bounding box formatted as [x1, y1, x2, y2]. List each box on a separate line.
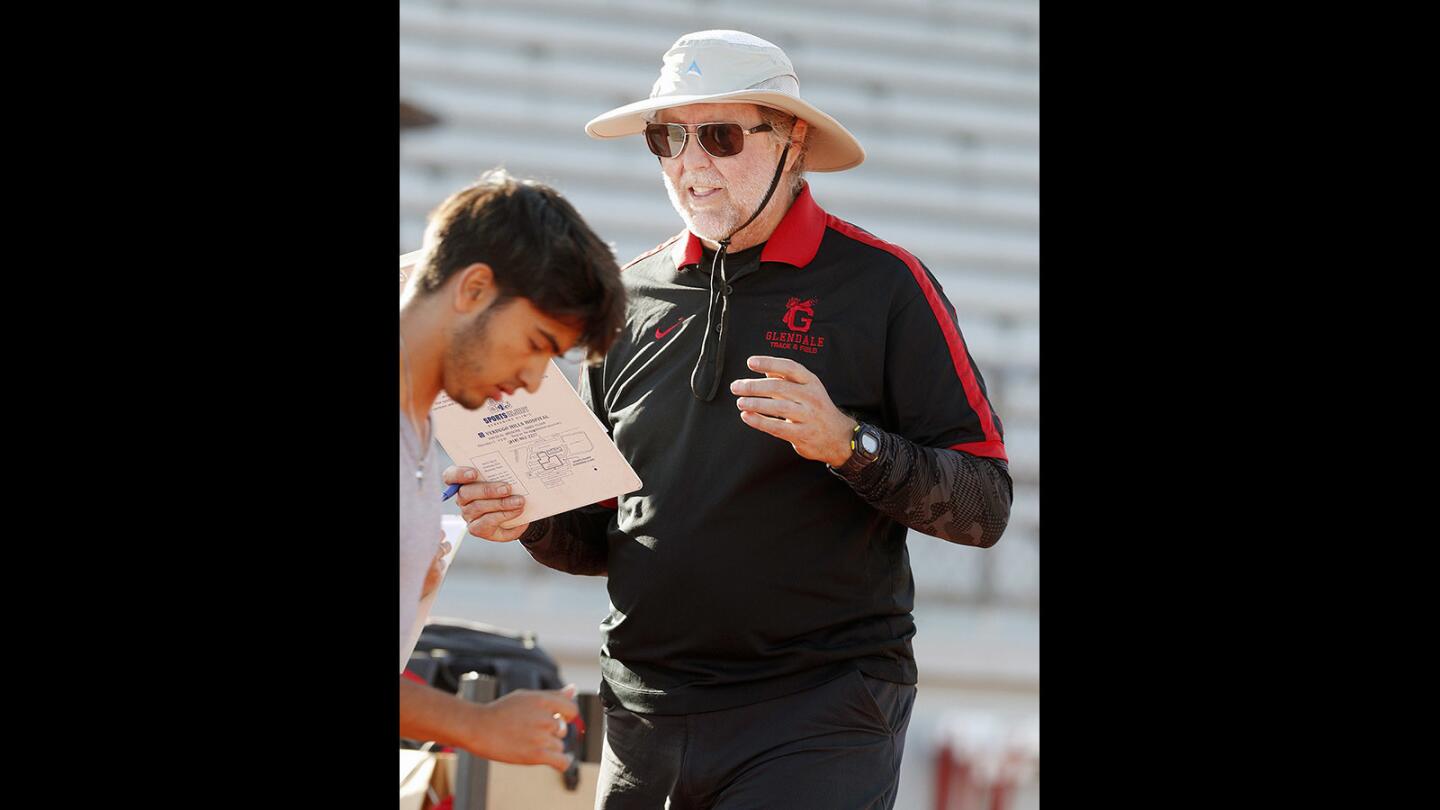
[655, 318, 685, 340]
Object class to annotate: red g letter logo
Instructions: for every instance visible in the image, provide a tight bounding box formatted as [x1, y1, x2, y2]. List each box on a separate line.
[783, 297, 816, 332]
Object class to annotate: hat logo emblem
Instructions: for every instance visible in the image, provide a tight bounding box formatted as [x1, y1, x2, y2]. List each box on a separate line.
[686, 60, 702, 77]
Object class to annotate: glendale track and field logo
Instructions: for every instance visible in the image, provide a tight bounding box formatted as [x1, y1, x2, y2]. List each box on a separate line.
[782, 297, 816, 332]
[768, 297, 826, 355]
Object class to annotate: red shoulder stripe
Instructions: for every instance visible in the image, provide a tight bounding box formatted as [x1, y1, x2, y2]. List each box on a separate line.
[826, 216, 1007, 462]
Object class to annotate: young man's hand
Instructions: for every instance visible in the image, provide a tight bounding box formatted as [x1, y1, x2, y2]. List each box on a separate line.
[464, 684, 581, 771]
[443, 465, 531, 541]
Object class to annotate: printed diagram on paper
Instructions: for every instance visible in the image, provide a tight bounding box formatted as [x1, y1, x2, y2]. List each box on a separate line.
[470, 431, 594, 495]
[428, 358, 642, 529]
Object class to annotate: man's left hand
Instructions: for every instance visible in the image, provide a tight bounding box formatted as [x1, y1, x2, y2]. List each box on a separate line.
[731, 356, 857, 467]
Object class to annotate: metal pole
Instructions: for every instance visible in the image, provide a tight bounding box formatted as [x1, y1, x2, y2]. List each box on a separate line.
[453, 672, 497, 810]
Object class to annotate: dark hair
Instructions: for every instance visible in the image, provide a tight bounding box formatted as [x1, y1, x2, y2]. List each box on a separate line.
[415, 169, 625, 361]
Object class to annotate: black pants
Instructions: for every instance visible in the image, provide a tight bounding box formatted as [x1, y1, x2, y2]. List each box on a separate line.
[596, 669, 917, 809]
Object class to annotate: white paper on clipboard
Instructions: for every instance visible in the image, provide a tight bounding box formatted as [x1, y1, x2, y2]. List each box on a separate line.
[429, 361, 641, 529]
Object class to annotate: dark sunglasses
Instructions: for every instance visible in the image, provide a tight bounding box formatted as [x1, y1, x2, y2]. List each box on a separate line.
[643, 121, 773, 159]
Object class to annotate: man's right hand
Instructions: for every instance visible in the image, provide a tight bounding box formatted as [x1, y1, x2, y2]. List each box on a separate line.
[442, 465, 531, 542]
[468, 685, 580, 771]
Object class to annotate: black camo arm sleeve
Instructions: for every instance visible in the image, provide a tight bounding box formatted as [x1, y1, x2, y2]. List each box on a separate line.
[832, 425, 1013, 548]
[516, 504, 612, 576]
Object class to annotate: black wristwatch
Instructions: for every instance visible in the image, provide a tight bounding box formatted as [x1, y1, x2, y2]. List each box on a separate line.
[829, 420, 883, 480]
[850, 422, 882, 463]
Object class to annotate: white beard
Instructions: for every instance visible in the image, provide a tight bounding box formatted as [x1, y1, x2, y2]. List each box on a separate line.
[661, 165, 778, 242]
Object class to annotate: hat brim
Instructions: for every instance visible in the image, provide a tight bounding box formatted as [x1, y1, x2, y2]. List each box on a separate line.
[585, 90, 864, 172]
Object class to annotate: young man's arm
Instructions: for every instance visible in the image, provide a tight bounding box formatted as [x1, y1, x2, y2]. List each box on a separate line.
[399, 677, 578, 771]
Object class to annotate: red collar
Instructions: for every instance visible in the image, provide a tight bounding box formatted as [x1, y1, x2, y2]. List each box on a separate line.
[669, 184, 827, 271]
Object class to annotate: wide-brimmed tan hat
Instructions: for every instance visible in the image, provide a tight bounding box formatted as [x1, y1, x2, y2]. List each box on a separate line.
[585, 30, 864, 172]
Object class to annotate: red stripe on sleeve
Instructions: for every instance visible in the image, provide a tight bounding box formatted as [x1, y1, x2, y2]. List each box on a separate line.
[951, 439, 1008, 459]
[598, 498, 618, 510]
[827, 216, 1007, 462]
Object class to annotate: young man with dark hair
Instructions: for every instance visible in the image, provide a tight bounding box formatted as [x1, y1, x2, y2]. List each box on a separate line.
[399, 168, 625, 771]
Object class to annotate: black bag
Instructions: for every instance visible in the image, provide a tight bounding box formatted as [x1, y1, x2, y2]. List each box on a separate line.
[407, 616, 564, 698]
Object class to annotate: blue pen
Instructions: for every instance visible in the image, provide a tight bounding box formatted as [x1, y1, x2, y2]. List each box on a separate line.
[441, 483, 461, 502]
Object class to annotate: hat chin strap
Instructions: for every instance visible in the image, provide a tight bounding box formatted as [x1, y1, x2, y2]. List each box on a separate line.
[690, 143, 791, 401]
[717, 142, 790, 253]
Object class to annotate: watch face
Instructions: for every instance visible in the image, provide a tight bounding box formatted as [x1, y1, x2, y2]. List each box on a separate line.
[860, 431, 880, 455]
